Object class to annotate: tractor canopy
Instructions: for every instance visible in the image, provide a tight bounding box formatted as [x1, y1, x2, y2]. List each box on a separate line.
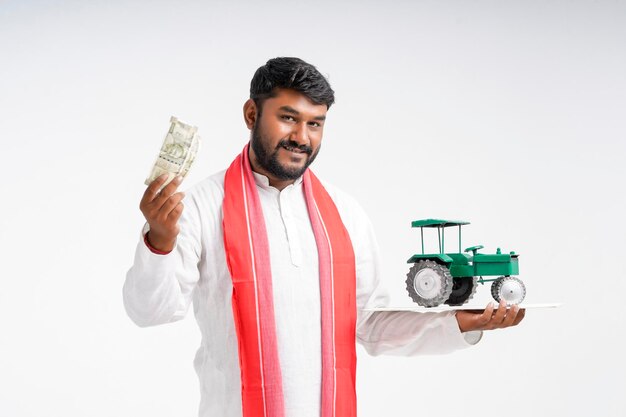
[411, 219, 470, 256]
[411, 219, 470, 228]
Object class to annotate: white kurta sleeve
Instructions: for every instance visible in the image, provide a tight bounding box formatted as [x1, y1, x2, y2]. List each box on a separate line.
[123, 192, 202, 327]
[352, 205, 481, 356]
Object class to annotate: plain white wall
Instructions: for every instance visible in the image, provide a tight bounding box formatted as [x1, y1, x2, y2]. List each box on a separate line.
[1, 0, 625, 416]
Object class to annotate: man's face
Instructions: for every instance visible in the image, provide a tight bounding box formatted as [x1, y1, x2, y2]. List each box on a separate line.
[248, 88, 327, 181]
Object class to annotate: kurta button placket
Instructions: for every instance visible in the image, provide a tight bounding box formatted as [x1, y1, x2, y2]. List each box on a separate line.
[279, 186, 303, 267]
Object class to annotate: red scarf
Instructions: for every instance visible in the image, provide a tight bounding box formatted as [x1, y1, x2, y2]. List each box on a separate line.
[222, 144, 357, 417]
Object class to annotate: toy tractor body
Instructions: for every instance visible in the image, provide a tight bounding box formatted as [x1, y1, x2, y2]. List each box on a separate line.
[405, 219, 526, 307]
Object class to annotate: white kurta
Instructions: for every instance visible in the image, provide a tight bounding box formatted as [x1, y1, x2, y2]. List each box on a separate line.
[123, 170, 479, 417]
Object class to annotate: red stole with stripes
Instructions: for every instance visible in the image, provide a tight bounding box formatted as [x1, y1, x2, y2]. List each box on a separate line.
[222, 145, 357, 417]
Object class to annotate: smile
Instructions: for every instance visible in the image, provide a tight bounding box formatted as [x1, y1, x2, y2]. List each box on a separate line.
[281, 144, 309, 155]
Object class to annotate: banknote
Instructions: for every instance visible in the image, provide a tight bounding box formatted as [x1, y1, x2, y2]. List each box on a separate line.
[145, 116, 201, 188]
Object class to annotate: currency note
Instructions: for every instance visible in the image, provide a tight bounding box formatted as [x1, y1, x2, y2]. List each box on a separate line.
[145, 116, 201, 188]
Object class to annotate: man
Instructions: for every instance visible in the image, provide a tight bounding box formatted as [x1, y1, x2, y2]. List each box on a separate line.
[124, 57, 524, 417]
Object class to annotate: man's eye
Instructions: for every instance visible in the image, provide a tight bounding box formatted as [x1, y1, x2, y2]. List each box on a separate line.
[309, 122, 321, 127]
[281, 115, 295, 121]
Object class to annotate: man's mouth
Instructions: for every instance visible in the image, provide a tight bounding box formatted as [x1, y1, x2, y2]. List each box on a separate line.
[281, 143, 310, 155]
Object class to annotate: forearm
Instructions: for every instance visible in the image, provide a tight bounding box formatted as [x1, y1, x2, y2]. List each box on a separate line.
[123, 225, 199, 327]
[357, 310, 475, 356]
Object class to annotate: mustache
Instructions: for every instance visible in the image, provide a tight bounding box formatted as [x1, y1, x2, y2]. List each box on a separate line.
[277, 139, 312, 155]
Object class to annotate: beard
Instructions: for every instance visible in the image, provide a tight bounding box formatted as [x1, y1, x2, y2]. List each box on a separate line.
[250, 121, 320, 180]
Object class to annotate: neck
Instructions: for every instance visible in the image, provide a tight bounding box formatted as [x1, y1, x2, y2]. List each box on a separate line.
[248, 146, 296, 191]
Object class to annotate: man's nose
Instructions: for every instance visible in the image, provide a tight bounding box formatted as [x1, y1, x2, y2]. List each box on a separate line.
[289, 122, 310, 145]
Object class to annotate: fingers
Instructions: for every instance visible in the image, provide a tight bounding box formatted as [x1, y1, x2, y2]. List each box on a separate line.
[475, 302, 495, 329]
[151, 176, 183, 210]
[457, 302, 526, 333]
[159, 191, 185, 218]
[141, 173, 170, 206]
[488, 303, 525, 330]
[140, 174, 185, 226]
[167, 200, 184, 222]
[487, 300, 508, 329]
[500, 304, 521, 327]
[141, 175, 182, 212]
[513, 308, 526, 326]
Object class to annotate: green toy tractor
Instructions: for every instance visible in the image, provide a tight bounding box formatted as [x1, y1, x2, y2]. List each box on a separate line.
[405, 219, 526, 307]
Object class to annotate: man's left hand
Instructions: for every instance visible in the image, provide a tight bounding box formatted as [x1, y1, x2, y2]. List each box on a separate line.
[456, 300, 525, 332]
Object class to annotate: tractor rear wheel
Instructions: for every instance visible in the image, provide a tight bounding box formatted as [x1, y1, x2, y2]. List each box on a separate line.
[445, 276, 478, 306]
[491, 276, 526, 305]
[406, 260, 453, 307]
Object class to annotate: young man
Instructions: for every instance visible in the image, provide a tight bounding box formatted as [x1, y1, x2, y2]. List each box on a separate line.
[124, 57, 524, 417]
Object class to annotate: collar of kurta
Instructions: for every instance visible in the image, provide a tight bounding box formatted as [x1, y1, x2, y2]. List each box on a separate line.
[222, 144, 357, 417]
[250, 170, 304, 189]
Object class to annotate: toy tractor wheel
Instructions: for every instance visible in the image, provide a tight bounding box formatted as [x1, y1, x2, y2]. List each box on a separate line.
[406, 260, 453, 307]
[491, 276, 526, 305]
[445, 276, 478, 306]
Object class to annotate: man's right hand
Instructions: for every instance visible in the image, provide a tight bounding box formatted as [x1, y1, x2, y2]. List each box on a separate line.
[139, 174, 185, 253]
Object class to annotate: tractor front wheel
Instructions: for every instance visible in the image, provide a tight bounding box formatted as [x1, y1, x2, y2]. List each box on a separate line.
[491, 276, 526, 305]
[406, 260, 453, 307]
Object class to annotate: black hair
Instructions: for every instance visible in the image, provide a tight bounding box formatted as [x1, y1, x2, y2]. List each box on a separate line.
[250, 57, 335, 112]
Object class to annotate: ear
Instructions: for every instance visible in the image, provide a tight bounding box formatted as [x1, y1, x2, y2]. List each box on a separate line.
[243, 99, 257, 130]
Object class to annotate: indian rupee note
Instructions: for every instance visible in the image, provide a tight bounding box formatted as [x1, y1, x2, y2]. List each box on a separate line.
[145, 116, 201, 188]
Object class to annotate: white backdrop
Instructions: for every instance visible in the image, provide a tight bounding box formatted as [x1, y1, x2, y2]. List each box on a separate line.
[1, 1, 625, 416]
